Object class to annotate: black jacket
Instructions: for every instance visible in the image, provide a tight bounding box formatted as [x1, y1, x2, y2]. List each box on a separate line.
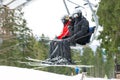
[73, 16, 89, 44]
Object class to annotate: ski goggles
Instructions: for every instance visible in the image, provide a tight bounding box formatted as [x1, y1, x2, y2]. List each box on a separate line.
[73, 13, 79, 18]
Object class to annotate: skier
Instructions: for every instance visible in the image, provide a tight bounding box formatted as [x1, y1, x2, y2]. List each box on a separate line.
[48, 15, 73, 64]
[75, 66, 80, 74]
[47, 9, 95, 64]
[66, 9, 89, 45]
[56, 15, 72, 39]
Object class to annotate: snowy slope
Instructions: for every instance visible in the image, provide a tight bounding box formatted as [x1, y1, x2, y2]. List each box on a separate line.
[0, 66, 117, 80]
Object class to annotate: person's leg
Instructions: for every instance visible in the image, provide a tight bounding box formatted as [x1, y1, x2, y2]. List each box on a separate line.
[49, 40, 58, 59]
[48, 39, 72, 64]
[49, 40, 64, 59]
[62, 40, 72, 63]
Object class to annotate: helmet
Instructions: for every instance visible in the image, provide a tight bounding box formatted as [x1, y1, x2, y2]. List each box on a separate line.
[73, 9, 82, 18]
[61, 15, 69, 24]
[61, 15, 69, 20]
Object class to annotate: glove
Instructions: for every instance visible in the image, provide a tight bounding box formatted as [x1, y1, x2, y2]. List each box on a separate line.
[69, 35, 75, 42]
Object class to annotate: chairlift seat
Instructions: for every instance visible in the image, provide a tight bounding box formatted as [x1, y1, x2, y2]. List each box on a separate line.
[75, 26, 96, 46]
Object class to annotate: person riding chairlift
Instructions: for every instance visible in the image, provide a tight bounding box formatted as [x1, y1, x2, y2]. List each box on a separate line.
[48, 15, 72, 64]
[47, 9, 95, 64]
[66, 9, 96, 45]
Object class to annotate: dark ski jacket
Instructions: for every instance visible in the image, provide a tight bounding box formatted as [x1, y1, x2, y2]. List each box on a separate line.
[73, 16, 89, 44]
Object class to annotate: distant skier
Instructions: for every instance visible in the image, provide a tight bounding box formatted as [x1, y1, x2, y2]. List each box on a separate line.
[75, 66, 80, 74]
[81, 67, 87, 80]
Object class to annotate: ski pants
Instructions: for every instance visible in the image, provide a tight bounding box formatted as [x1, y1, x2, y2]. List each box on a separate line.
[49, 39, 71, 62]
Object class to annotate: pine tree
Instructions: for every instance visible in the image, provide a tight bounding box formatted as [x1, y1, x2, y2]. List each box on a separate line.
[0, 6, 49, 68]
[81, 46, 94, 76]
[94, 47, 105, 77]
[97, 0, 120, 77]
[97, 0, 120, 53]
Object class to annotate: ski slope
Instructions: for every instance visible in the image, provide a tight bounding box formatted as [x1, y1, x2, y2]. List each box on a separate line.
[0, 66, 117, 80]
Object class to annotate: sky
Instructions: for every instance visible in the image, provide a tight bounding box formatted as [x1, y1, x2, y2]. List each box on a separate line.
[23, 0, 69, 39]
[22, 0, 100, 46]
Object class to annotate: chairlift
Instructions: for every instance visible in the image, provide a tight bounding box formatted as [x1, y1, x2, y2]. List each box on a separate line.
[0, 0, 34, 9]
[63, 0, 99, 47]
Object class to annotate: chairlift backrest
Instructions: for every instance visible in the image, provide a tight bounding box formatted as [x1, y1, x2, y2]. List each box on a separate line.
[63, 0, 99, 47]
[74, 26, 95, 45]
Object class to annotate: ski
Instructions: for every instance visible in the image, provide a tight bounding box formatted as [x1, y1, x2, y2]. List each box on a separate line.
[19, 60, 93, 68]
[25, 57, 72, 65]
[25, 57, 44, 62]
[23, 57, 94, 68]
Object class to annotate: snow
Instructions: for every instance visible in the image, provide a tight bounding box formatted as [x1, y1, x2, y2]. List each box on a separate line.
[0, 66, 117, 80]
